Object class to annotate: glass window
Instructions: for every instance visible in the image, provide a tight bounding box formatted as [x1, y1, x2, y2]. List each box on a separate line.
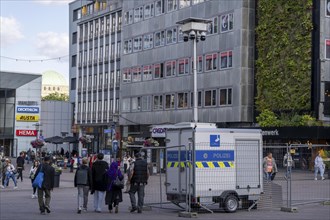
[192, 0, 204, 4]
[178, 27, 183, 42]
[124, 10, 133, 25]
[154, 31, 165, 47]
[123, 68, 131, 83]
[153, 95, 163, 110]
[167, 0, 178, 12]
[142, 96, 151, 111]
[204, 89, 216, 106]
[165, 60, 176, 77]
[143, 33, 154, 50]
[179, 0, 190, 9]
[220, 51, 233, 69]
[133, 36, 142, 52]
[134, 6, 143, 23]
[132, 97, 141, 111]
[165, 94, 175, 109]
[178, 58, 189, 75]
[72, 32, 77, 44]
[207, 16, 218, 35]
[166, 27, 177, 44]
[72, 55, 77, 67]
[190, 91, 202, 107]
[143, 65, 153, 81]
[117, 12, 122, 31]
[122, 98, 131, 112]
[106, 16, 110, 33]
[124, 39, 132, 54]
[132, 67, 142, 82]
[205, 53, 217, 71]
[326, 39, 330, 59]
[178, 92, 188, 108]
[221, 13, 234, 33]
[144, 3, 154, 19]
[220, 88, 232, 105]
[154, 63, 164, 79]
[155, 0, 164, 16]
[116, 41, 121, 58]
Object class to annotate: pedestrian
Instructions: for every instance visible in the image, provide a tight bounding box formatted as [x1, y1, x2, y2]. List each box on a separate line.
[74, 157, 92, 214]
[29, 160, 40, 198]
[123, 155, 128, 174]
[283, 152, 293, 180]
[105, 161, 124, 213]
[35, 156, 55, 215]
[314, 151, 325, 180]
[27, 148, 31, 164]
[91, 153, 108, 213]
[31, 150, 36, 162]
[263, 152, 277, 181]
[16, 152, 25, 182]
[60, 148, 64, 157]
[1, 159, 18, 189]
[1, 158, 8, 187]
[124, 158, 134, 193]
[129, 152, 149, 213]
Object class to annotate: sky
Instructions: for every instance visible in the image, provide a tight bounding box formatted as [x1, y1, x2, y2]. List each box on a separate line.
[0, 0, 74, 81]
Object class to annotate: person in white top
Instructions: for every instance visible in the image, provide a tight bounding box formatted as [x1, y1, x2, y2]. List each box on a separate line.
[314, 151, 325, 180]
[1, 159, 18, 189]
[29, 160, 40, 198]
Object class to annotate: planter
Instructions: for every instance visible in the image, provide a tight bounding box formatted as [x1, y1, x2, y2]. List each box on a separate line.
[54, 172, 61, 188]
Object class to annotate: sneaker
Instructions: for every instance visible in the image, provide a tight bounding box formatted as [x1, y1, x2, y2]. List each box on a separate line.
[115, 205, 118, 213]
[314, 178, 317, 180]
[83, 208, 87, 212]
[137, 208, 142, 213]
[321, 177, 325, 180]
[130, 207, 137, 213]
[40, 211, 46, 215]
[31, 194, 35, 199]
[0, 185, 5, 189]
[13, 186, 18, 189]
[77, 209, 81, 214]
[45, 206, 51, 213]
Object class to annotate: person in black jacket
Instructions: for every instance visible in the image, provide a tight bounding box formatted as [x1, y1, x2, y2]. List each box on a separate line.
[74, 157, 92, 214]
[129, 152, 149, 213]
[16, 152, 25, 182]
[35, 156, 55, 215]
[91, 153, 109, 213]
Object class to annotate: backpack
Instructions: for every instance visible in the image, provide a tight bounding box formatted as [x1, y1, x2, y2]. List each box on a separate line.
[76, 168, 88, 185]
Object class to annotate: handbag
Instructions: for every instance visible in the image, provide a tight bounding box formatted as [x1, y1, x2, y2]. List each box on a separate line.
[112, 169, 124, 189]
[32, 166, 44, 188]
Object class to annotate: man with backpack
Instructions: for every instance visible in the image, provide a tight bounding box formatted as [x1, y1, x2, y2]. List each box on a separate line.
[74, 157, 92, 214]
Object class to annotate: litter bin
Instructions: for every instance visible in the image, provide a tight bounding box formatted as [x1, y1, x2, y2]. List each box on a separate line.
[53, 172, 61, 188]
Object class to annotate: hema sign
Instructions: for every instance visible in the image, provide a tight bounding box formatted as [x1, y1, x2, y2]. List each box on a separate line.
[16, 130, 37, 136]
[17, 106, 39, 113]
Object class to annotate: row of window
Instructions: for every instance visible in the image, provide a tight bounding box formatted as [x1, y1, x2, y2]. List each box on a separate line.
[122, 88, 232, 112]
[123, 12, 233, 54]
[122, 51, 233, 83]
[77, 99, 120, 121]
[73, 1, 108, 21]
[77, 70, 121, 92]
[124, 0, 208, 25]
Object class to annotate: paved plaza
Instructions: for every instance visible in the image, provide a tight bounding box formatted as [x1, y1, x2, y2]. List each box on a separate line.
[0, 162, 329, 220]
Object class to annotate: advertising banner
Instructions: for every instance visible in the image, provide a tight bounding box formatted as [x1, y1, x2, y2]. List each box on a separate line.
[16, 114, 39, 122]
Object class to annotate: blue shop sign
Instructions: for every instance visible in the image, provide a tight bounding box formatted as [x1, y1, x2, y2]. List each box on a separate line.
[17, 106, 39, 113]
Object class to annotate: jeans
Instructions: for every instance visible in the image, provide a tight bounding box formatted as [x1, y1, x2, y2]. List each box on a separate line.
[77, 186, 89, 210]
[38, 188, 51, 212]
[129, 183, 145, 210]
[264, 172, 272, 181]
[4, 172, 17, 187]
[93, 190, 105, 212]
[285, 166, 292, 178]
[314, 166, 325, 178]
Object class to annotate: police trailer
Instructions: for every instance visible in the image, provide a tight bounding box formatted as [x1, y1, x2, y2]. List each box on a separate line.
[165, 123, 263, 213]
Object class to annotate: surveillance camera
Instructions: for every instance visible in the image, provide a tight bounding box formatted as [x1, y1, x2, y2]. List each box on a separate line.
[183, 33, 189, 42]
[200, 32, 206, 41]
[189, 30, 196, 40]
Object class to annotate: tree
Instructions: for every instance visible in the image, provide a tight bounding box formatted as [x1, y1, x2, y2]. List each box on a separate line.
[42, 92, 69, 101]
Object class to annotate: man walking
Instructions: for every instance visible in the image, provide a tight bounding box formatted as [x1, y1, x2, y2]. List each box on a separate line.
[16, 152, 25, 182]
[35, 156, 55, 215]
[129, 152, 149, 213]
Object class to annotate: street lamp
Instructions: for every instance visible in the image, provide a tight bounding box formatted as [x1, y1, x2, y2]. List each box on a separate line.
[177, 18, 211, 124]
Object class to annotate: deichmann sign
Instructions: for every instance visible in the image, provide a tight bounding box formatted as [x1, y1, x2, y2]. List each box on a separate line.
[16, 114, 39, 122]
[17, 106, 39, 113]
[16, 130, 37, 136]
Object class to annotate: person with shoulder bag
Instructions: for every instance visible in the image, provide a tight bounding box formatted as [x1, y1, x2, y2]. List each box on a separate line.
[105, 161, 124, 213]
[1, 159, 18, 189]
[74, 157, 92, 214]
[16, 152, 25, 182]
[30, 160, 40, 198]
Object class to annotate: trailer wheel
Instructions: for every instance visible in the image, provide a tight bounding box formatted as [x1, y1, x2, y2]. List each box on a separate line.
[223, 195, 238, 213]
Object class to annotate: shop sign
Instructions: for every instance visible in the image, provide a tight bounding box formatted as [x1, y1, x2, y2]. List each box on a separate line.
[16, 130, 37, 136]
[16, 114, 39, 122]
[151, 127, 166, 138]
[17, 106, 39, 113]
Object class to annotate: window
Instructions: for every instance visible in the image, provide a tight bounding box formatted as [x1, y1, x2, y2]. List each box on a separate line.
[71, 78, 76, 90]
[179, 0, 190, 9]
[106, 16, 110, 33]
[134, 6, 143, 23]
[165, 94, 175, 109]
[178, 27, 183, 42]
[192, 0, 204, 4]
[143, 65, 153, 81]
[205, 90, 216, 106]
[167, 0, 178, 12]
[123, 68, 131, 83]
[99, 46, 103, 61]
[220, 88, 232, 105]
[124, 10, 133, 24]
[155, 0, 164, 16]
[165, 60, 176, 77]
[124, 39, 132, 54]
[122, 98, 130, 112]
[116, 41, 121, 58]
[166, 27, 177, 44]
[178, 58, 189, 75]
[100, 19, 104, 35]
[191, 56, 203, 73]
[73, 8, 81, 21]
[144, 3, 154, 19]
[205, 53, 217, 71]
[95, 20, 99, 36]
[132, 67, 142, 82]
[99, 73, 103, 88]
[154, 31, 165, 47]
[89, 22, 93, 39]
[72, 55, 77, 67]
[111, 15, 116, 33]
[220, 51, 233, 69]
[207, 17, 218, 35]
[154, 63, 164, 79]
[116, 70, 121, 86]
[132, 97, 141, 111]
[117, 12, 122, 31]
[221, 13, 234, 33]
[153, 95, 163, 110]
[72, 32, 77, 44]
[326, 39, 330, 59]
[110, 43, 115, 60]
[178, 92, 188, 108]
[133, 36, 142, 52]
[191, 91, 202, 107]
[105, 44, 109, 60]
[143, 33, 153, 50]
[142, 96, 151, 111]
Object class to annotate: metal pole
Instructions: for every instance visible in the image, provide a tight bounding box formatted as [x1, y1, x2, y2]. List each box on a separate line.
[286, 144, 289, 208]
[193, 36, 198, 124]
[159, 149, 163, 208]
[289, 145, 292, 208]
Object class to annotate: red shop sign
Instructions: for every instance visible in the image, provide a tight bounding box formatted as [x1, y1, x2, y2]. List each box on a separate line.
[16, 130, 37, 136]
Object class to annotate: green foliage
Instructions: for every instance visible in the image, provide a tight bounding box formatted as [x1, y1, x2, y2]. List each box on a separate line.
[42, 92, 69, 101]
[256, 109, 280, 127]
[255, 0, 313, 113]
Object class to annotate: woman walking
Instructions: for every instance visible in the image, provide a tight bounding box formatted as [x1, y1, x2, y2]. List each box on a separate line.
[105, 161, 124, 213]
[29, 160, 40, 198]
[1, 159, 18, 189]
